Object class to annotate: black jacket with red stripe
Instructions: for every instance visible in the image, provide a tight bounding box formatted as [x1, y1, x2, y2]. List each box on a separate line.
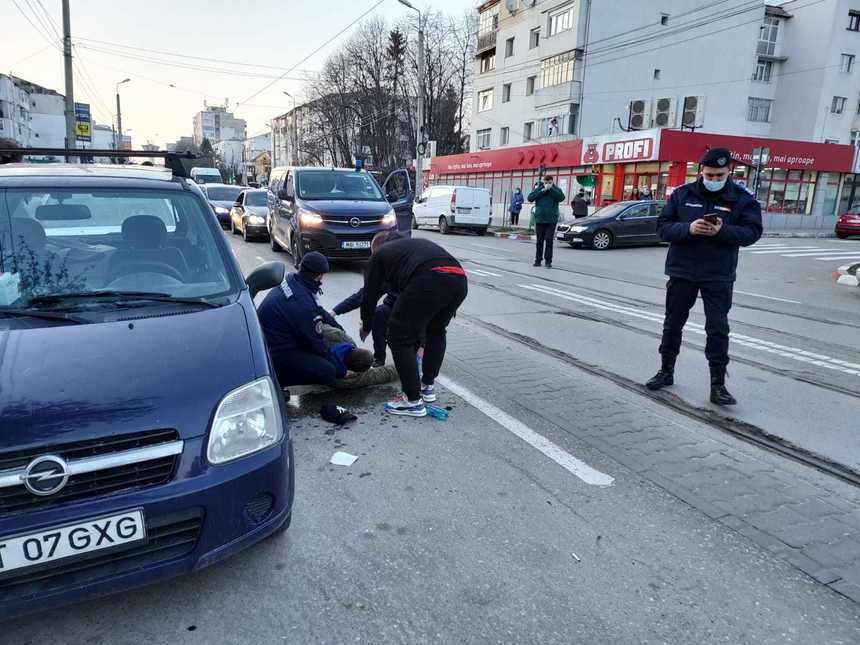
[360, 238, 461, 330]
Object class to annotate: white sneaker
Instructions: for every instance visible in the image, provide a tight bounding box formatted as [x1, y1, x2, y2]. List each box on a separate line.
[384, 395, 427, 417]
[420, 383, 437, 403]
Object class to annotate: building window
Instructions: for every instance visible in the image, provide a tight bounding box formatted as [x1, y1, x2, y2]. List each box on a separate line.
[505, 37, 514, 58]
[479, 6, 499, 35]
[480, 52, 496, 73]
[747, 97, 773, 122]
[526, 76, 536, 95]
[478, 88, 494, 112]
[502, 83, 511, 103]
[500, 127, 510, 145]
[753, 58, 773, 82]
[843, 54, 856, 72]
[661, 13, 669, 25]
[825, 138, 840, 144]
[851, 130, 860, 146]
[653, 68, 661, 80]
[849, 10, 860, 31]
[523, 122, 534, 142]
[832, 96, 848, 113]
[530, 28, 540, 49]
[539, 51, 576, 88]
[758, 16, 779, 56]
[549, 5, 575, 36]
[476, 128, 492, 149]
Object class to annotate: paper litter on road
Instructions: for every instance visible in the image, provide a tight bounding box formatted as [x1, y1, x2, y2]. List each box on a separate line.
[330, 451, 358, 466]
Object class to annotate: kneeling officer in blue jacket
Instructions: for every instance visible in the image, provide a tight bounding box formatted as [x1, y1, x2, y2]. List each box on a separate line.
[258, 252, 372, 388]
[646, 148, 763, 405]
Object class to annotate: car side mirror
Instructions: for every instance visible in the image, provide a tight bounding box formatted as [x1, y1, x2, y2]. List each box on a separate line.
[246, 261, 286, 299]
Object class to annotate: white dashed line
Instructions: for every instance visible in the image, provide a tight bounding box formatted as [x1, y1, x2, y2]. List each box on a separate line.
[734, 290, 801, 304]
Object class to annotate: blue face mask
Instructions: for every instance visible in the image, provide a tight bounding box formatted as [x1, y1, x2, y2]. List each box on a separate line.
[702, 177, 727, 192]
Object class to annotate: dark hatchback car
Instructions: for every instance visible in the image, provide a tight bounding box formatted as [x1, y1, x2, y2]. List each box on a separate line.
[557, 200, 666, 250]
[200, 183, 243, 228]
[0, 158, 294, 619]
[267, 166, 397, 264]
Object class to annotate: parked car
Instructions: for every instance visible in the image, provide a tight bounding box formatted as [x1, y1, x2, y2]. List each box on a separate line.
[0, 153, 294, 619]
[200, 183, 243, 228]
[833, 262, 860, 289]
[412, 185, 491, 235]
[557, 200, 666, 250]
[190, 166, 223, 185]
[230, 189, 270, 241]
[267, 166, 397, 264]
[835, 206, 860, 239]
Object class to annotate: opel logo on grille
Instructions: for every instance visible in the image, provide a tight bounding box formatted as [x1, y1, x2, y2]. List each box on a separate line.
[22, 455, 70, 496]
[349, 217, 361, 228]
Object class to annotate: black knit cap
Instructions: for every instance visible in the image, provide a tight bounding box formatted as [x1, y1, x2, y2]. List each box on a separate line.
[299, 251, 330, 275]
[700, 147, 733, 168]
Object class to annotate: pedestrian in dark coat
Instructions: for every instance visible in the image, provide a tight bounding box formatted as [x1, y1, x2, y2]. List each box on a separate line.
[571, 190, 590, 219]
[527, 175, 565, 268]
[510, 187, 524, 226]
[646, 148, 763, 405]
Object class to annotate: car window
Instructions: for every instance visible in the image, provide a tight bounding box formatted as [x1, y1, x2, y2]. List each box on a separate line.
[205, 186, 242, 202]
[624, 204, 651, 218]
[285, 172, 295, 199]
[384, 171, 410, 202]
[0, 188, 237, 310]
[297, 170, 383, 201]
[592, 203, 629, 219]
[245, 191, 267, 207]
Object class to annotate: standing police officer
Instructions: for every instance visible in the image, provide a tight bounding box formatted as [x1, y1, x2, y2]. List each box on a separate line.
[646, 148, 763, 405]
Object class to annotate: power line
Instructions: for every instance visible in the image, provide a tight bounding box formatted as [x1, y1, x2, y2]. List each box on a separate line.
[11, 0, 60, 49]
[23, 0, 60, 44]
[32, 0, 62, 41]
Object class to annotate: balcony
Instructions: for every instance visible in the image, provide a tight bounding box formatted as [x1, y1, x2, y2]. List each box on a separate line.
[477, 30, 497, 55]
[534, 80, 581, 109]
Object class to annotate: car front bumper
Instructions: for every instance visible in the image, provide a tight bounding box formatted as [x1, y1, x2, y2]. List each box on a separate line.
[301, 225, 396, 259]
[0, 437, 294, 619]
[835, 222, 860, 236]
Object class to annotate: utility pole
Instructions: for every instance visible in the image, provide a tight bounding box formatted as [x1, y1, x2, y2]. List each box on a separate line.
[283, 91, 298, 165]
[397, 0, 424, 194]
[115, 78, 130, 162]
[61, 0, 76, 162]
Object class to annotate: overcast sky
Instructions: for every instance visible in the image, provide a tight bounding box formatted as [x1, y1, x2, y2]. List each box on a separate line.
[2, 0, 471, 147]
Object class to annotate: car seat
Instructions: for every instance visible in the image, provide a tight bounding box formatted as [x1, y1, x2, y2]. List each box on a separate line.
[108, 215, 190, 281]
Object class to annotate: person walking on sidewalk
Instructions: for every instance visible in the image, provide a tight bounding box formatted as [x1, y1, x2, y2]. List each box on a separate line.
[509, 187, 524, 226]
[528, 175, 565, 268]
[645, 147, 763, 405]
[360, 237, 468, 417]
[571, 189, 590, 219]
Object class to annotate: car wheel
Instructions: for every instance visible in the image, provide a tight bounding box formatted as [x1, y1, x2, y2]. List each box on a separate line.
[591, 229, 613, 250]
[439, 216, 451, 235]
[837, 232, 848, 239]
[290, 235, 303, 268]
[412, 215, 419, 230]
[270, 229, 282, 252]
[243, 225, 250, 242]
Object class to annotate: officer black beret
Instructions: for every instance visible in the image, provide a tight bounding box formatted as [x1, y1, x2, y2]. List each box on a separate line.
[299, 251, 330, 275]
[700, 147, 733, 168]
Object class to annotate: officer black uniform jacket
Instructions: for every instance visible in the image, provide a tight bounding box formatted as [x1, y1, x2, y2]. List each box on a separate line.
[657, 178, 763, 283]
[257, 272, 341, 363]
[360, 238, 459, 331]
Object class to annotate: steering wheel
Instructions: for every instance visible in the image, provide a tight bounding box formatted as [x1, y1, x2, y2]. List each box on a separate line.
[111, 261, 184, 282]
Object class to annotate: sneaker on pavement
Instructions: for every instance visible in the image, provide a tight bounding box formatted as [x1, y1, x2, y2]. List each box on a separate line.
[384, 395, 427, 417]
[420, 383, 437, 403]
[372, 359, 385, 368]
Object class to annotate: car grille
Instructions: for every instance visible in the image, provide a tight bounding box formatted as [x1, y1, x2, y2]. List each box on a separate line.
[0, 429, 181, 516]
[0, 509, 203, 602]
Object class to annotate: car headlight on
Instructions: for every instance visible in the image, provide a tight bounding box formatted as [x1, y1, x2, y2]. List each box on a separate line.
[214, 206, 230, 215]
[381, 210, 396, 227]
[570, 225, 587, 233]
[207, 377, 284, 465]
[299, 209, 323, 226]
[248, 215, 265, 225]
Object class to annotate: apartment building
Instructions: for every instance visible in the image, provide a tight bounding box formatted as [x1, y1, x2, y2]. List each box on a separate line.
[192, 103, 247, 148]
[0, 74, 33, 145]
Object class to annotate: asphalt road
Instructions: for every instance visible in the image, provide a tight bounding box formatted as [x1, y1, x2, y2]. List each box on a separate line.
[5, 229, 860, 644]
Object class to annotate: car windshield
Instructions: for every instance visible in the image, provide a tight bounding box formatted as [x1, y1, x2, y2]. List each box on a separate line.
[590, 203, 629, 218]
[244, 191, 267, 206]
[297, 170, 383, 201]
[0, 188, 238, 313]
[206, 186, 242, 202]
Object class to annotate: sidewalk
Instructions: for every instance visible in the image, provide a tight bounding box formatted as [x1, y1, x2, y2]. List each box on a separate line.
[485, 226, 837, 241]
[440, 318, 860, 603]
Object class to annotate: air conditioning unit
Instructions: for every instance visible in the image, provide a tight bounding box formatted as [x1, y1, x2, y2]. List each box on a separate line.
[628, 99, 651, 130]
[681, 96, 705, 128]
[654, 97, 676, 128]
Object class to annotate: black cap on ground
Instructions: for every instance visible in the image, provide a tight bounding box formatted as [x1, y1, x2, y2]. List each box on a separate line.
[320, 404, 357, 425]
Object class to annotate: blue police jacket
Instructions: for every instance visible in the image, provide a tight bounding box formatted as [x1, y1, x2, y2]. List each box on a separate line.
[257, 272, 341, 364]
[657, 178, 763, 283]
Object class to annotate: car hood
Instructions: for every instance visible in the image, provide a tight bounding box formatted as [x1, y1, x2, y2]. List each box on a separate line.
[209, 200, 235, 209]
[245, 206, 268, 216]
[0, 303, 256, 450]
[302, 200, 391, 217]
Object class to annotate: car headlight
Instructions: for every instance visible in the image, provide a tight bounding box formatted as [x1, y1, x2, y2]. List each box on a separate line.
[207, 377, 284, 465]
[381, 210, 396, 227]
[570, 226, 587, 233]
[248, 215, 265, 225]
[299, 209, 323, 226]
[214, 206, 229, 215]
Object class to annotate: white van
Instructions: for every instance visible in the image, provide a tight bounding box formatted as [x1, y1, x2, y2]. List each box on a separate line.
[190, 166, 223, 184]
[413, 185, 491, 235]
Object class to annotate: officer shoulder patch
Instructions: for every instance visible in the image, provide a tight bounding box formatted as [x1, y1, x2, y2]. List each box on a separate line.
[280, 281, 294, 299]
[314, 315, 323, 335]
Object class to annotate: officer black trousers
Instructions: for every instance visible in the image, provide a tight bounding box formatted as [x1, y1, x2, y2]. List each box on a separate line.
[387, 269, 468, 401]
[371, 303, 392, 364]
[534, 223, 556, 265]
[658, 278, 734, 367]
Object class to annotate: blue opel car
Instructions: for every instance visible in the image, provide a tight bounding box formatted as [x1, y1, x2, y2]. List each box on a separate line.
[0, 152, 294, 618]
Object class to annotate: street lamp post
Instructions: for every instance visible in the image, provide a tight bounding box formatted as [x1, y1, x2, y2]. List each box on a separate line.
[283, 91, 298, 165]
[397, 0, 424, 194]
[116, 78, 130, 162]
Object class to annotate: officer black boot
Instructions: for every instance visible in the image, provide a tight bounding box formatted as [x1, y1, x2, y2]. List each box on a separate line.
[709, 365, 737, 406]
[646, 355, 676, 391]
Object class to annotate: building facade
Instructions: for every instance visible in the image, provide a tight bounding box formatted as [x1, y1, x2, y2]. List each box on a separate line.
[0, 74, 32, 145]
[192, 103, 247, 148]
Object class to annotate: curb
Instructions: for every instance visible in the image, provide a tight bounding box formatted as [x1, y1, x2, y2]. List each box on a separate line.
[485, 230, 841, 241]
[488, 230, 535, 240]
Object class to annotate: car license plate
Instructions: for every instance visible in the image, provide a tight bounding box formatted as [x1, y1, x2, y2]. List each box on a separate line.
[341, 241, 371, 249]
[456, 207, 472, 214]
[0, 509, 145, 576]
[572, 237, 583, 242]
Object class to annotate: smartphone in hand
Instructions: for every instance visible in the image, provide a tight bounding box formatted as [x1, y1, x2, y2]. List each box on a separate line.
[703, 213, 719, 225]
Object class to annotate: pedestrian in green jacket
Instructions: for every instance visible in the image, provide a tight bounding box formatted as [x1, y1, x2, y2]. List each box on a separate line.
[527, 176, 565, 268]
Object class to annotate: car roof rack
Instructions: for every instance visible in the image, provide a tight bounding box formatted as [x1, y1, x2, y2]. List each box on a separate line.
[0, 148, 197, 178]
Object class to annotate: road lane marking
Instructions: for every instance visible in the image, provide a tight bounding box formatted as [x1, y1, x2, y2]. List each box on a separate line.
[435, 375, 615, 487]
[815, 254, 860, 261]
[747, 247, 830, 254]
[519, 283, 860, 377]
[734, 290, 801, 303]
[467, 269, 502, 277]
[779, 249, 850, 257]
[742, 244, 793, 250]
